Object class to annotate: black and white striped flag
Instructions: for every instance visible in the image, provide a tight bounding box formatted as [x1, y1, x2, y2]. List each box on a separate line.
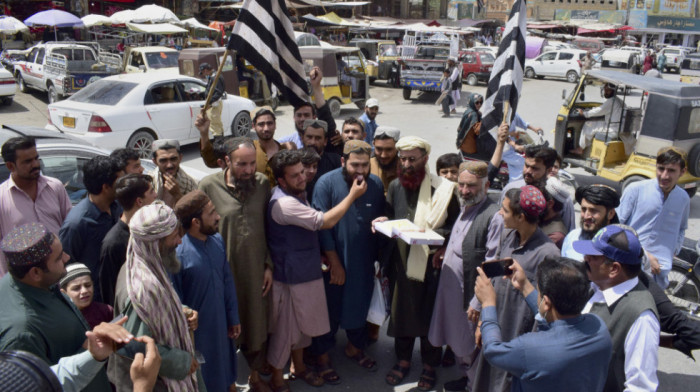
[227, 0, 309, 107]
[479, 0, 527, 145]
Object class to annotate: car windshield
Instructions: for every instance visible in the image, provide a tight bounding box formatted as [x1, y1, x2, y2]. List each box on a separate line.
[69, 80, 138, 105]
[379, 44, 397, 56]
[144, 52, 180, 69]
[479, 53, 495, 64]
[415, 47, 450, 59]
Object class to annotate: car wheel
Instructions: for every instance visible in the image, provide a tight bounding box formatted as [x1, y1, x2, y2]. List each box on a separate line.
[467, 73, 478, 86]
[1, 97, 11, 106]
[17, 74, 28, 93]
[524, 67, 535, 79]
[566, 71, 579, 83]
[231, 111, 252, 137]
[687, 143, 700, 177]
[402, 88, 411, 100]
[622, 175, 646, 192]
[128, 130, 155, 159]
[328, 98, 342, 118]
[48, 85, 60, 104]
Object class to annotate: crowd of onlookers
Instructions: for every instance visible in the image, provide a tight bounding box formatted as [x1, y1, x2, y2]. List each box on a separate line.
[0, 66, 698, 392]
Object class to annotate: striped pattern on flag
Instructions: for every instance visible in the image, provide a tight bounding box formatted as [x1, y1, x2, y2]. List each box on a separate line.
[480, 0, 527, 139]
[228, 0, 309, 107]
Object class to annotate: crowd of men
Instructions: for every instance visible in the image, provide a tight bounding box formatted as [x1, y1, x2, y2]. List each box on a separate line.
[0, 66, 698, 392]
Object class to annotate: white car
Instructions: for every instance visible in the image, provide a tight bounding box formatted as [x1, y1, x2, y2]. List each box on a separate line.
[0, 67, 16, 106]
[659, 47, 688, 73]
[524, 49, 588, 83]
[46, 73, 256, 158]
[471, 46, 498, 57]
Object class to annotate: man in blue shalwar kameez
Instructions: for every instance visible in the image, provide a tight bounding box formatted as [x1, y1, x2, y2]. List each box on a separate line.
[309, 140, 387, 382]
[171, 190, 241, 392]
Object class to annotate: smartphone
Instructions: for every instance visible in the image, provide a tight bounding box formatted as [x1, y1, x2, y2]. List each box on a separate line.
[115, 340, 146, 360]
[481, 258, 514, 278]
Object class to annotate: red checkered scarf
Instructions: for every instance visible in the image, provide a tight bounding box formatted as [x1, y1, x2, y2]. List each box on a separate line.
[126, 203, 197, 391]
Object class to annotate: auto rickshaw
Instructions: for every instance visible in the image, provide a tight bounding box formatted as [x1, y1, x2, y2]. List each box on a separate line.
[178, 47, 278, 109]
[554, 69, 700, 197]
[348, 39, 399, 84]
[299, 45, 370, 118]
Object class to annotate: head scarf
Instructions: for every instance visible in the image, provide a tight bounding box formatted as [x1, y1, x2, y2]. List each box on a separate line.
[126, 202, 197, 391]
[396, 136, 431, 154]
[456, 93, 483, 149]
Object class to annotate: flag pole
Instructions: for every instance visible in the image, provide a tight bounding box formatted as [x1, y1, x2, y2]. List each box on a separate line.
[502, 101, 510, 125]
[200, 49, 231, 115]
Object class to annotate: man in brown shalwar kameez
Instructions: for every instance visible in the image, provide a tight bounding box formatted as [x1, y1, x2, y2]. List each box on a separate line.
[198, 136, 273, 392]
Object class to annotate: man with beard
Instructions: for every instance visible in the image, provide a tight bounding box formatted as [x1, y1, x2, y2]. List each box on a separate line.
[0, 136, 72, 277]
[0, 223, 133, 392]
[374, 136, 460, 391]
[171, 191, 241, 392]
[562, 184, 620, 261]
[571, 83, 624, 155]
[198, 137, 273, 392]
[469, 186, 560, 392]
[308, 140, 386, 383]
[499, 145, 576, 232]
[428, 161, 503, 392]
[370, 126, 400, 193]
[302, 119, 342, 202]
[360, 98, 379, 143]
[251, 106, 288, 186]
[278, 67, 343, 155]
[150, 139, 198, 208]
[109, 203, 205, 391]
[266, 149, 367, 391]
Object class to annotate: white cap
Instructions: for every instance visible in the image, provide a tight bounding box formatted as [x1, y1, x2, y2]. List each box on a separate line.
[365, 98, 379, 108]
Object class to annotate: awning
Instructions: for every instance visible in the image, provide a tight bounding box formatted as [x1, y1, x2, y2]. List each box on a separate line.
[180, 18, 219, 31]
[527, 23, 563, 29]
[126, 23, 188, 34]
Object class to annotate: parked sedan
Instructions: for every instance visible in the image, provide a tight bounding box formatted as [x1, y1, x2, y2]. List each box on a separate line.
[0, 125, 210, 204]
[0, 66, 16, 106]
[46, 72, 256, 158]
[524, 49, 588, 83]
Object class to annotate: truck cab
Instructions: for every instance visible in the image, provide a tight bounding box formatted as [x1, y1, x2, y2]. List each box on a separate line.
[123, 46, 179, 74]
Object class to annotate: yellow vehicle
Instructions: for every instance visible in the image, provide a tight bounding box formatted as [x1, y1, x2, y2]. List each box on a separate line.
[680, 54, 700, 85]
[299, 46, 369, 117]
[554, 70, 700, 197]
[348, 39, 399, 84]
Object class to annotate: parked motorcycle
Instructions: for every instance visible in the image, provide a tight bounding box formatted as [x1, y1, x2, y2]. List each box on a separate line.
[668, 238, 700, 320]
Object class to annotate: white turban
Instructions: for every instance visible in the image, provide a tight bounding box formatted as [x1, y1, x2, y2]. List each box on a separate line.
[396, 136, 431, 155]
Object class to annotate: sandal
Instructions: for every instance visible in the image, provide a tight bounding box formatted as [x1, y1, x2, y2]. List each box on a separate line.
[418, 368, 437, 391]
[345, 350, 378, 372]
[289, 368, 324, 388]
[248, 378, 272, 392]
[267, 381, 290, 392]
[385, 363, 410, 386]
[316, 362, 341, 385]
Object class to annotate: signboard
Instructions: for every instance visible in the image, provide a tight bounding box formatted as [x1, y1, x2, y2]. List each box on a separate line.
[571, 10, 600, 20]
[650, 0, 696, 18]
[647, 15, 700, 31]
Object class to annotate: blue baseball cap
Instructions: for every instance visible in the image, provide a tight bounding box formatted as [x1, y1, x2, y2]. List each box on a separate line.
[572, 224, 643, 265]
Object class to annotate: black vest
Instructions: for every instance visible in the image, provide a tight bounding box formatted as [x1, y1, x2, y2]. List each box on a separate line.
[461, 198, 501, 309]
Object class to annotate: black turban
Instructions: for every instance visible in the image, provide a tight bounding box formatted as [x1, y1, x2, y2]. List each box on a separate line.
[575, 184, 620, 209]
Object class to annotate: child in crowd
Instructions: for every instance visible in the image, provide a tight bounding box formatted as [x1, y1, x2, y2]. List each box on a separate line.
[59, 263, 114, 329]
[436, 153, 462, 182]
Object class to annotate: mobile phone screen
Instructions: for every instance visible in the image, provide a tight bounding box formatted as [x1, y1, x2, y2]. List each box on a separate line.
[481, 258, 513, 278]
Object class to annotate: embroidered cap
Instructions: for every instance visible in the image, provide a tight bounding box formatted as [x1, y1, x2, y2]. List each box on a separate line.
[519, 185, 546, 218]
[343, 140, 372, 156]
[459, 160, 488, 178]
[0, 223, 54, 268]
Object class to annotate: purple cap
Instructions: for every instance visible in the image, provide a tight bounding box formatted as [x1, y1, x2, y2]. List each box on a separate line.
[573, 224, 643, 265]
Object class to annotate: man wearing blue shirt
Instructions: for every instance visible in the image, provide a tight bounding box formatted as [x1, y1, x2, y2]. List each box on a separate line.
[617, 147, 690, 288]
[474, 256, 612, 392]
[360, 98, 379, 144]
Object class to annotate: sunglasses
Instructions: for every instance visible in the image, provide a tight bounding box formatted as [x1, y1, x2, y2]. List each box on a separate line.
[475, 101, 483, 105]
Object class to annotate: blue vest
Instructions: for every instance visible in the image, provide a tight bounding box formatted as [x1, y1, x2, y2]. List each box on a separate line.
[266, 187, 323, 284]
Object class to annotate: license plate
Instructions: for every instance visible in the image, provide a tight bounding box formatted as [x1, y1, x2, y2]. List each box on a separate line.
[63, 116, 75, 128]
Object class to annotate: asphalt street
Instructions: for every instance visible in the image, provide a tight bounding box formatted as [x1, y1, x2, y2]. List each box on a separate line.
[1, 73, 698, 391]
